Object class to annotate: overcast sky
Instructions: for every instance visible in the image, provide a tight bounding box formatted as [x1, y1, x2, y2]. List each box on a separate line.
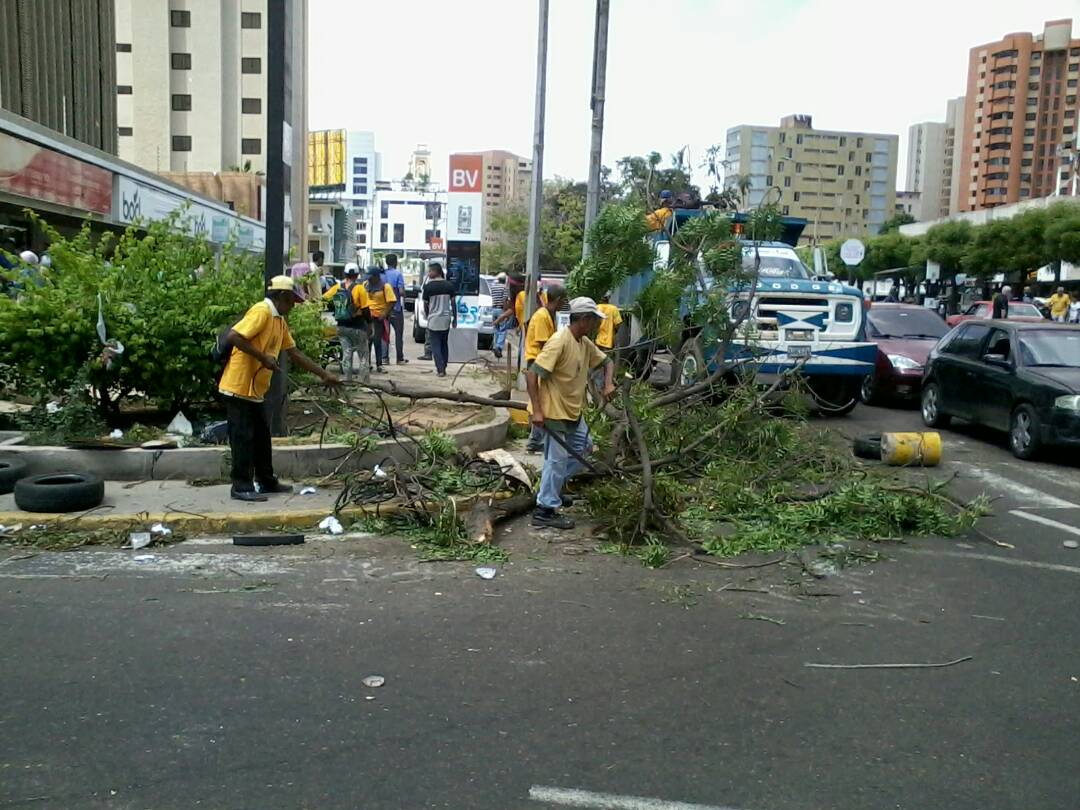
[308, 1, 1077, 191]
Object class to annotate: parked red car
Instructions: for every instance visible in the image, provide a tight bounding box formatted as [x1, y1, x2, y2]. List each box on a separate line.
[860, 304, 949, 404]
[946, 300, 1045, 328]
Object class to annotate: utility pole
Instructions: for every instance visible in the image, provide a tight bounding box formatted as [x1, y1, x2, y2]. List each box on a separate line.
[524, 0, 549, 324]
[581, 0, 610, 258]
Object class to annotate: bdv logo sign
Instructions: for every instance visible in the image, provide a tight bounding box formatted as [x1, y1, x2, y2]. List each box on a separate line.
[122, 188, 141, 221]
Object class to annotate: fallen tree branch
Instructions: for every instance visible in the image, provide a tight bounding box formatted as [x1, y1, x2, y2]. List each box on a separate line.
[804, 656, 973, 670]
[344, 379, 527, 410]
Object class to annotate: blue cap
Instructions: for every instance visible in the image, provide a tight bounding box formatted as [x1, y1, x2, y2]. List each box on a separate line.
[660, 190, 673, 199]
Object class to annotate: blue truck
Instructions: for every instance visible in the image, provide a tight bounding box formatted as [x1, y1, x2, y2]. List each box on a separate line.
[612, 209, 877, 415]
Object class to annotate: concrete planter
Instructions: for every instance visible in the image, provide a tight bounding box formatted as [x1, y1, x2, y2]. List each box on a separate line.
[0, 412, 509, 482]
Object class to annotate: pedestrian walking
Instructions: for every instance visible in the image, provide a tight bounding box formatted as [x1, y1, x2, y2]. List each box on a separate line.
[421, 262, 457, 377]
[527, 297, 615, 530]
[523, 285, 568, 452]
[327, 262, 371, 382]
[1049, 286, 1070, 323]
[992, 285, 1011, 320]
[490, 272, 510, 359]
[218, 275, 340, 502]
[1070, 291, 1080, 324]
[382, 254, 408, 364]
[365, 266, 397, 373]
[1022, 286, 1034, 303]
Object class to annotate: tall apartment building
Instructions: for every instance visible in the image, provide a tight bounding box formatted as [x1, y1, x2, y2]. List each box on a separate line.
[307, 129, 381, 264]
[957, 19, 1080, 211]
[943, 96, 966, 216]
[466, 149, 532, 241]
[905, 122, 946, 221]
[724, 115, 899, 243]
[0, 0, 118, 153]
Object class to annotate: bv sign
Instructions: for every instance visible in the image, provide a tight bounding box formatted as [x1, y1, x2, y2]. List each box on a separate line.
[449, 154, 482, 193]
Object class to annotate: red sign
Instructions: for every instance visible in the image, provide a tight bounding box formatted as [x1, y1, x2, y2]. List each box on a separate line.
[428, 235, 445, 251]
[448, 154, 482, 193]
[0, 132, 113, 214]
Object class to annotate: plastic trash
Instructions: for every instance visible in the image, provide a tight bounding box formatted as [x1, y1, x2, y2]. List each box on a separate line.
[150, 522, 172, 536]
[475, 567, 497, 580]
[45, 401, 61, 414]
[362, 675, 385, 688]
[373, 464, 388, 480]
[128, 532, 152, 550]
[300, 486, 317, 495]
[0, 524, 23, 535]
[1065, 540, 1079, 549]
[318, 515, 344, 535]
[199, 420, 229, 445]
[166, 411, 194, 437]
[109, 429, 124, 439]
[132, 554, 156, 562]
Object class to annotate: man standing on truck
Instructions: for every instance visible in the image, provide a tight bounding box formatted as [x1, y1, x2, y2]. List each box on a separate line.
[527, 297, 615, 530]
[523, 285, 567, 452]
[219, 275, 341, 502]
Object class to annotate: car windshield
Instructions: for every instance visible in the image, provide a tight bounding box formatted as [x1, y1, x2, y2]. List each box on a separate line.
[1018, 330, 1080, 367]
[741, 249, 811, 279]
[1008, 302, 1042, 319]
[868, 308, 948, 339]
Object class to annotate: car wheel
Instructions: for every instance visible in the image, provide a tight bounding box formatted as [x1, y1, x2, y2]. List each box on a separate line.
[921, 382, 951, 428]
[0, 457, 29, 495]
[1009, 404, 1042, 460]
[13, 472, 105, 513]
[859, 373, 877, 405]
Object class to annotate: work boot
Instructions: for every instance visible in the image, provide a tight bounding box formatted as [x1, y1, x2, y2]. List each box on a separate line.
[231, 488, 268, 503]
[397, 358, 409, 364]
[417, 354, 433, 361]
[492, 348, 503, 359]
[257, 479, 293, 494]
[531, 507, 575, 530]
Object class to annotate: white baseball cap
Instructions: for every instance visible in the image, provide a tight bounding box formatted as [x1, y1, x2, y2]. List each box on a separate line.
[568, 297, 607, 318]
[343, 262, 360, 276]
[18, 250, 38, 265]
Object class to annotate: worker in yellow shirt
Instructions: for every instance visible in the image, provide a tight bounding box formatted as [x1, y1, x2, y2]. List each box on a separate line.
[523, 284, 567, 452]
[326, 263, 372, 382]
[595, 294, 623, 350]
[365, 266, 398, 373]
[645, 189, 674, 231]
[1049, 286, 1071, 322]
[218, 275, 340, 501]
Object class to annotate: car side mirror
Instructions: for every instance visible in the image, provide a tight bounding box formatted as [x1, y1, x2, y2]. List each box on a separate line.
[982, 353, 1011, 368]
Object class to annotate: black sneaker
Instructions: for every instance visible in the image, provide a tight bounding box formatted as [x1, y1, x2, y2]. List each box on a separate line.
[257, 480, 293, 494]
[231, 489, 268, 503]
[417, 354, 433, 361]
[531, 507, 575, 530]
[375, 366, 388, 374]
[436, 371, 447, 378]
[397, 358, 409, 364]
[492, 349, 503, 359]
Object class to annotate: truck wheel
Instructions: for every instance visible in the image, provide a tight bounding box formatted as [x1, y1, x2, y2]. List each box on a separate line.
[807, 377, 860, 417]
[670, 338, 707, 388]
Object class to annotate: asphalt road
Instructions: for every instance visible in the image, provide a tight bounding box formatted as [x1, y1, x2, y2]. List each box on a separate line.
[2, 402, 1079, 810]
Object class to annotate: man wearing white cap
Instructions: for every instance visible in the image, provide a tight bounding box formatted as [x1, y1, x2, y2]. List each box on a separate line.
[218, 275, 340, 501]
[527, 296, 616, 529]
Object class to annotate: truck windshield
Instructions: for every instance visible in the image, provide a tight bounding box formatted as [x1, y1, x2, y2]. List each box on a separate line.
[741, 249, 811, 280]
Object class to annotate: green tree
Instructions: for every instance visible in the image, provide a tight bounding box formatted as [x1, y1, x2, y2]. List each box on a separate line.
[615, 151, 698, 207]
[964, 218, 1015, 278]
[877, 212, 915, 234]
[924, 219, 973, 276]
[1045, 202, 1080, 265]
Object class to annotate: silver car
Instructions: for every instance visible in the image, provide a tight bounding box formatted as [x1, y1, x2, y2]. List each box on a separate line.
[413, 274, 496, 349]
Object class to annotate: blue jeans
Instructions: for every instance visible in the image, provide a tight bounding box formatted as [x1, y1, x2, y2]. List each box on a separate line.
[494, 317, 515, 352]
[430, 329, 449, 374]
[537, 418, 591, 510]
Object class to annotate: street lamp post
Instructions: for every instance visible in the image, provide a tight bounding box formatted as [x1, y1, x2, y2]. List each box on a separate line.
[523, 0, 549, 325]
[582, 0, 610, 258]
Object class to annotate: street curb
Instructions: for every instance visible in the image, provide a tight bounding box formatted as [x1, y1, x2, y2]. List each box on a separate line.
[0, 492, 512, 535]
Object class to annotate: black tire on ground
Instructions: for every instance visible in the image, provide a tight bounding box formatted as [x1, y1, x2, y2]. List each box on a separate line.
[413, 322, 426, 344]
[807, 377, 860, 417]
[852, 434, 883, 460]
[1009, 403, 1042, 461]
[859, 373, 877, 405]
[920, 381, 951, 428]
[0, 457, 30, 495]
[13, 472, 105, 513]
[233, 533, 305, 546]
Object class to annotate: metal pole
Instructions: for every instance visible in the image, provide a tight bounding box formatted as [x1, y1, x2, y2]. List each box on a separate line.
[264, 0, 287, 282]
[524, 0, 549, 324]
[581, 0, 609, 258]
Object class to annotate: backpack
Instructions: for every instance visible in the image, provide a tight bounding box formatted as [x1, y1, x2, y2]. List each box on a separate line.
[332, 284, 357, 324]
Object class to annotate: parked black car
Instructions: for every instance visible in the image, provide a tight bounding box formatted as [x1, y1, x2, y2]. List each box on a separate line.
[921, 320, 1080, 459]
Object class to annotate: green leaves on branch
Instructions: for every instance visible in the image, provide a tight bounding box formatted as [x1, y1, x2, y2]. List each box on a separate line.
[566, 203, 652, 299]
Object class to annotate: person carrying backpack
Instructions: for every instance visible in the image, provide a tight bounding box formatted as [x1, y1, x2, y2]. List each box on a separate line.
[329, 263, 372, 382]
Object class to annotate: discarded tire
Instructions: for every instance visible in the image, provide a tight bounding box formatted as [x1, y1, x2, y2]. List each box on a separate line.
[13, 472, 105, 513]
[233, 533, 305, 547]
[852, 434, 882, 460]
[0, 458, 30, 495]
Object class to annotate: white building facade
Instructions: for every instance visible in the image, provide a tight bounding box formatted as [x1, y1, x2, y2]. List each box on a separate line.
[905, 122, 946, 222]
[371, 185, 447, 260]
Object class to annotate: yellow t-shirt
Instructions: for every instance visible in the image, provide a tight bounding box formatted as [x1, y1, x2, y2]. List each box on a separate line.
[595, 303, 623, 349]
[525, 307, 557, 362]
[367, 282, 397, 318]
[1050, 293, 1071, 318]
[218, 300, 296, 402]
[532, 327, 608, 422]
[322, 282, 371, 312]
[515, 289, 548, 327]
[646, 206, 673, 231]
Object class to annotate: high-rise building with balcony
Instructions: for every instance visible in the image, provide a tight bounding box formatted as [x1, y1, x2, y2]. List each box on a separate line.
[724, 115, 899, 243]
[957, 19, 1080, 211]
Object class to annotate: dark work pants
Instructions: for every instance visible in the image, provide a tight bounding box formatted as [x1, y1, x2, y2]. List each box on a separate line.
[389, 308, 405, 362]
[430, 329, 450, 374]
[225, 396, 275, 491]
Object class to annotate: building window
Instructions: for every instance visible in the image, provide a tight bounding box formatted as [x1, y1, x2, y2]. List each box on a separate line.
[241, 57, 262, 74]
[357, 234, 367, 245]
[116, 42, 132, 52]
[118, 127, 133, 136]
[847, 179, 853, 190]
[1025, 128, 1035, 136]
[393, 224, 404, 243]
[837, 165, 844, 176]
[380, 201, 390, 219]
[171, 10, 191, 27]
[839, 136, 846, 146]
[794, 163, 802, 173]
[766, 175, 773, 186]
[1030, 66, 1040, 75]
[241, 11, 262, 28]
[782, 205, 790, 215]
[172, 135, 192, 152]
[1069, 79, 1078, 88]
[793, 191, 800, 201]
[855, 165, 862, 176]
[380, 223, 388, 242]
[796, 134, 803, 145]
[241, 138, 261, 155]
[241, 97, 262, 114]
[171, 53, 192, 70]
[783, 176, 791, 187]
[1025, 112, 1037, 120]
[117, 85, 132, 95]
[171, 94, 192, 111]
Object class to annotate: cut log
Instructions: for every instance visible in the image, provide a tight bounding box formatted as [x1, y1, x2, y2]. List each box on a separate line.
[464, 493, 537, 545]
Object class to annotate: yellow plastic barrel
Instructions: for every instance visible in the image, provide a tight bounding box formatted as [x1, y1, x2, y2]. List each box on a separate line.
[881, 432, 942, 467]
